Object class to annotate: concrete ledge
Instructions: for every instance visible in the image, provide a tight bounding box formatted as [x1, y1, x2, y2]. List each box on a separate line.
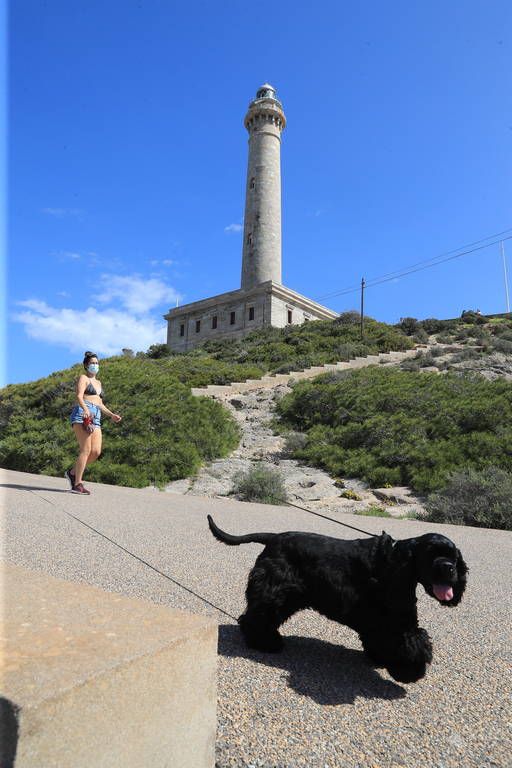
[1, 562, 217, 768]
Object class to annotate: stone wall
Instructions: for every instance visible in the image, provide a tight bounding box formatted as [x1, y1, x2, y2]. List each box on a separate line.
[165, 282, 337, 352]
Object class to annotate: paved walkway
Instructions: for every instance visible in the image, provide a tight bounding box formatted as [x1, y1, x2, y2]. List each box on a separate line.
[2, 468, 511, 767]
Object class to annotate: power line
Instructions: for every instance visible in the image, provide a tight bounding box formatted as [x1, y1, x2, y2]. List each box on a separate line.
[316, 227, 512, 302]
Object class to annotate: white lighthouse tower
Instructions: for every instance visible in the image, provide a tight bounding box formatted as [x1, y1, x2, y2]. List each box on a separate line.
[241, 84, 285, 289]
[165, 84, 337, 351]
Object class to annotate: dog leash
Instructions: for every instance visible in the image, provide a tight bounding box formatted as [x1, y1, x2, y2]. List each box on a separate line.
[33, 491, 239, 622]
[286, 500, 379, 538]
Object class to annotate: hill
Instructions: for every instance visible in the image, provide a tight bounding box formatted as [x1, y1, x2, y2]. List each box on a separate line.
[0, 316, 411, 487]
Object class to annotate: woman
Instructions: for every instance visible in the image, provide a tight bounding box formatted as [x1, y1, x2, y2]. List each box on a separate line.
[66, 351, 122, 495]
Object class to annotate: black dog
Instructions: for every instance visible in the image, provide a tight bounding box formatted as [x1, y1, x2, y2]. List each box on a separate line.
[207, 516, 467, 683]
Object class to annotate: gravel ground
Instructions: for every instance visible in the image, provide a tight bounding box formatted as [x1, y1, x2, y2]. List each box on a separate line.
[2, 469, 511, 767]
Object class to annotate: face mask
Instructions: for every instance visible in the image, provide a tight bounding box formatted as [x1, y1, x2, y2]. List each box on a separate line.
[87, 364, 99, 374]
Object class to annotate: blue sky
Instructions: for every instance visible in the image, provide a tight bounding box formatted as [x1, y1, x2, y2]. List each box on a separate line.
[6, 0, 512, 385]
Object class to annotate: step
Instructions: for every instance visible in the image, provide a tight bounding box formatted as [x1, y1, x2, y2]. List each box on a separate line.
[2, 562, 217, 768]
[191, 348, 423, 399]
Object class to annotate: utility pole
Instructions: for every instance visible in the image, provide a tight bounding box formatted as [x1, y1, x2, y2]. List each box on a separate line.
[360, 277, 365, 340]
[501, 241, 510, 313]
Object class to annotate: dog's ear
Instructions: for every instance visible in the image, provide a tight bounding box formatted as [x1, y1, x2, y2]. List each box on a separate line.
[449, 549, 468, 606]
[384, 540, 416, 602]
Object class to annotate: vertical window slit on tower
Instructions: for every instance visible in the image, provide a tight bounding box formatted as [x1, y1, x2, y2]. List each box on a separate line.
[230, 311, 236, 325]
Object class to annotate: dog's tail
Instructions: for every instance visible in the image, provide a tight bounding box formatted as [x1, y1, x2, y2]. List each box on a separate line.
[207, 515, 275, 546]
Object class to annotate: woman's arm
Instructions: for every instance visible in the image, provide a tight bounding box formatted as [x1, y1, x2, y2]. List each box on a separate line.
[98, 401, 122, 422]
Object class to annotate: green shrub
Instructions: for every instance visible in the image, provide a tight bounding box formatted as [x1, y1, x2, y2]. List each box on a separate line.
[399, 317, 420, 336]
[436, 333, 457, 344]
[492, 337, 512, 354]
[200, 316, 413, 372]
[232, 463, 288, 505]
[413, 328, 429, 343]
[340, 489, 362, 501]
[146, 343, 172, 359]
[283, 431, 308, 455]
[0, 358, 241, 487]
[451, 348, 483, 363]
[424, 466, 512, 530]
[419, 318, 458, 335]
[334, 310, 361, 325]
[400, 359, 422, 372]
[354, 505, 390, 517]
[276, 367, 512, 495]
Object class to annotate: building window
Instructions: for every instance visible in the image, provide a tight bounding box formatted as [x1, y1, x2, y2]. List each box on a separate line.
[180, 324, 185, 337]
[212, 316, 217, 330]
[195, 319, 201, 333]
[304, 316, 310, 323]
[247, 233, 252, 245]
[230, 311, 236, 325]
[248, 307, 255, 321]
[287, 309, 293, 324]
[250, 177, 255, 189]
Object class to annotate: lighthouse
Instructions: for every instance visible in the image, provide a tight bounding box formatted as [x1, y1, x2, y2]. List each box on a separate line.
[165, 85, 337, 352]
[241, 84, 285, 289]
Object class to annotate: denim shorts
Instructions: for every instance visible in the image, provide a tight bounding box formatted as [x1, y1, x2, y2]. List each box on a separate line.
[70, 401, 102, 429]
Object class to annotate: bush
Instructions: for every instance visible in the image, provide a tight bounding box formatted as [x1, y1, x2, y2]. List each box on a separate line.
[334, 310, 361, 326]
[354, 505, 390, 517]
[419, 318, 458, 335]
[340, 489, 362, 501]
[398, 317, 420, 335]
[425, 466, 512, 530]
[146, 343, 172, 359]
[0, 358, 241, 487]
[413, 328, 429, 343]
[283, 431, 308, 455]
[492, 337, 512, 354]
[276, 367, 512, 494]
[232, 464, 288, 504]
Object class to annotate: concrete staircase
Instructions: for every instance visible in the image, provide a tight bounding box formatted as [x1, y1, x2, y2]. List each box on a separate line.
[191, 347, 420, 398]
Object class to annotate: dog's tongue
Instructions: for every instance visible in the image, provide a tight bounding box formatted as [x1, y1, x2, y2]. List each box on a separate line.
[433, 584, 453, 601]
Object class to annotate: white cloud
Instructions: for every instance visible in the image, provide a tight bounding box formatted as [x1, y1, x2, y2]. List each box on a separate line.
[42, 207, 84, 218]
[13, 274, 181, 355]
[224, 223, 243, 233]
[96, 274, 181, 314]
[149, 258, 177, 267]
[12, 301, 167, 356]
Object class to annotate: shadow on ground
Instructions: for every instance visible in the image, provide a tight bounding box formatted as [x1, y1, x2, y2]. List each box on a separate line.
[0, 697, 19, 768]
[218, 624, 406, 705]
[0, 483, 69, 494]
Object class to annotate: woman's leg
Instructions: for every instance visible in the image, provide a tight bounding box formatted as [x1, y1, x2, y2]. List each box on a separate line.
[72, 424, 93, 484]
[86, 428, 102, 465]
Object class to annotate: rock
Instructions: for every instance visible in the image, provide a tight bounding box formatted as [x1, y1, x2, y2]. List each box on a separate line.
[372, 487, 418, 505]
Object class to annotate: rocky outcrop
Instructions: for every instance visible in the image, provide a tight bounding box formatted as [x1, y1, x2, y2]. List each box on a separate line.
[166, 348, 427, 519]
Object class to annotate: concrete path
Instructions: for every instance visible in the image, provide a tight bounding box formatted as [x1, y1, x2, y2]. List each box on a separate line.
[2, 468, 511, 768]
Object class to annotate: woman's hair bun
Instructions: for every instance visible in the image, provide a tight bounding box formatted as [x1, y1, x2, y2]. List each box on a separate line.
[83, 351, 98, 367]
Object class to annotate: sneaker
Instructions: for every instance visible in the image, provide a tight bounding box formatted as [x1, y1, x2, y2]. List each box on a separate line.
[71, 483, 90, 495]
[64, 467, 75, 490]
